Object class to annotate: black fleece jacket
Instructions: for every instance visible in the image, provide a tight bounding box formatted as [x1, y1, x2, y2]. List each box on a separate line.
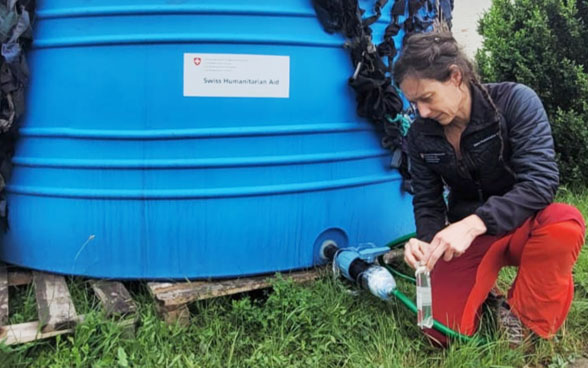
[407, 82, 559, 242]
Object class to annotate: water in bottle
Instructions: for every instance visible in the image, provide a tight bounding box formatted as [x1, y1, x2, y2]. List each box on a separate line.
[415, 263, 433, 329]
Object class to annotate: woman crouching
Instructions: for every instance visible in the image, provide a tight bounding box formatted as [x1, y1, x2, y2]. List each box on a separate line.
[394, 31, 585, 347]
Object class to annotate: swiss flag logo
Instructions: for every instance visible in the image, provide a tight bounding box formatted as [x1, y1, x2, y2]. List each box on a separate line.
[193, 57, 202, 66]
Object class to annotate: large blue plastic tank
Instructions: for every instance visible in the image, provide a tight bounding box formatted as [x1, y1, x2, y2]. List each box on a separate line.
[0, 0, 415, 278]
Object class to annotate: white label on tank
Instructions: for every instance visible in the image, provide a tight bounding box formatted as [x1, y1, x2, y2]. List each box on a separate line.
[183, 53, 290, 98]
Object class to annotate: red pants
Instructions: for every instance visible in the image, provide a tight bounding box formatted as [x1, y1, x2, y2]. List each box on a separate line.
[425, 203, 586, 345]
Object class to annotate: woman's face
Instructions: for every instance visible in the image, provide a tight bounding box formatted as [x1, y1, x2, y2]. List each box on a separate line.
[399, 72, 465, 126]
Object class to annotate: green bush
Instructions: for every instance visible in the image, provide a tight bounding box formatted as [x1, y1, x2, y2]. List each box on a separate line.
[476, 0, 588, 187]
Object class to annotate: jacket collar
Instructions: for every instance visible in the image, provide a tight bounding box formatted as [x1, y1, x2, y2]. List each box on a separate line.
[419, 82, 500, 136]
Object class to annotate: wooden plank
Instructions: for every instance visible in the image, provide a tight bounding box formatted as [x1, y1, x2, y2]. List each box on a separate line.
[148, 268, 321, 307]
[90, 281, 138, 338]
[118, 316, 139, 339]
[156, 304, 190, 327]
[0, 315, 84, 345]
[0, 313, 136, 345]
[33, 272, 77, 332]
[91, 281, 137, 317]
[7, 269, 32, 287]
[0, 264, 8, 325]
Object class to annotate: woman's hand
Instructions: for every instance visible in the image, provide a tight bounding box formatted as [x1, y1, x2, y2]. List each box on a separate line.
[404, 238, 430, 269]
[424, 214, 487, 270]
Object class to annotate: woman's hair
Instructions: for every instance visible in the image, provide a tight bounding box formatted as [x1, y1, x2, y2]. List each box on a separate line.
[393, 30, 497, 112]
[393, 31, 479, 87]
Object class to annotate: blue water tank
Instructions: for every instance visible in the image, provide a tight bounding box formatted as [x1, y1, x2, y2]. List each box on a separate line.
[0, 0, 415, 279]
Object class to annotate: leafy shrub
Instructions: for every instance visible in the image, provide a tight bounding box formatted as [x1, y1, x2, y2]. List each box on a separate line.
[476, 0, 588, 187]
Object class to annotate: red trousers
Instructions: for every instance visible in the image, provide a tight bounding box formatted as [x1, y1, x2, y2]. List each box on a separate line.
[425, 203, 586, 345]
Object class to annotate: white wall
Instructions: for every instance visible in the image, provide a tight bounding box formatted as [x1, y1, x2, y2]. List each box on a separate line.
[451, 0, 492, 58]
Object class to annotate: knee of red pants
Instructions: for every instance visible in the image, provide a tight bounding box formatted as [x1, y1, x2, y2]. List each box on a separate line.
[507, 204, 585, 267]
[535, 203, 586, 235]
[557, 220, 585, 260]
[531, 204, 586, 266]
[533, 217, 586, 264]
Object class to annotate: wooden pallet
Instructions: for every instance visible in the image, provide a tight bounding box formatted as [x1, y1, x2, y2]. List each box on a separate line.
[148, 268, 323, 325]
[0, 264, 137, 345]
[0, 264, 323, 343]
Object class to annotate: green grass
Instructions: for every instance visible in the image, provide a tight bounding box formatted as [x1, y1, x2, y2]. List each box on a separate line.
[1, 188, 587, 367]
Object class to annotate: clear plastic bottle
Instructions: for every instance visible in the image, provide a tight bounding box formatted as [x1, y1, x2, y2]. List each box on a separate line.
[415, 263, 433, 329]
[362, 266, 397, 301]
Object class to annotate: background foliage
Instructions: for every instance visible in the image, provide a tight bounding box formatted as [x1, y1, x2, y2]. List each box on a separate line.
[476, 0, 588, 187]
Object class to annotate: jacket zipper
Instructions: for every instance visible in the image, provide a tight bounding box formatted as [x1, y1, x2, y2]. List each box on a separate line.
[446, 135, 485, 204]
[463, 150, 484, 204]
[445, 136, 470, 180]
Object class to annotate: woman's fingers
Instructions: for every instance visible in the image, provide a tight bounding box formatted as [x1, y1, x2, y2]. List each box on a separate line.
[409, 239, 426, 259]
[426, 237, 448, 270]
[403, 243, 417, 269]
[404, 238, 428, 269]
[443, 248, 455, 262]
[404, 252, 419, 269]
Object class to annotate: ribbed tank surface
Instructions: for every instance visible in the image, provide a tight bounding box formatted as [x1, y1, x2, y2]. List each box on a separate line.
[0, 0, 415, 278]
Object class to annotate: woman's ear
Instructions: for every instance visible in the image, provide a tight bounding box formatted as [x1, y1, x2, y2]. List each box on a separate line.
[449, 65, 463, 86]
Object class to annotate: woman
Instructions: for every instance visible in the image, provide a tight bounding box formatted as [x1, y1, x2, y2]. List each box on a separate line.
[393, 31, 585, 346]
